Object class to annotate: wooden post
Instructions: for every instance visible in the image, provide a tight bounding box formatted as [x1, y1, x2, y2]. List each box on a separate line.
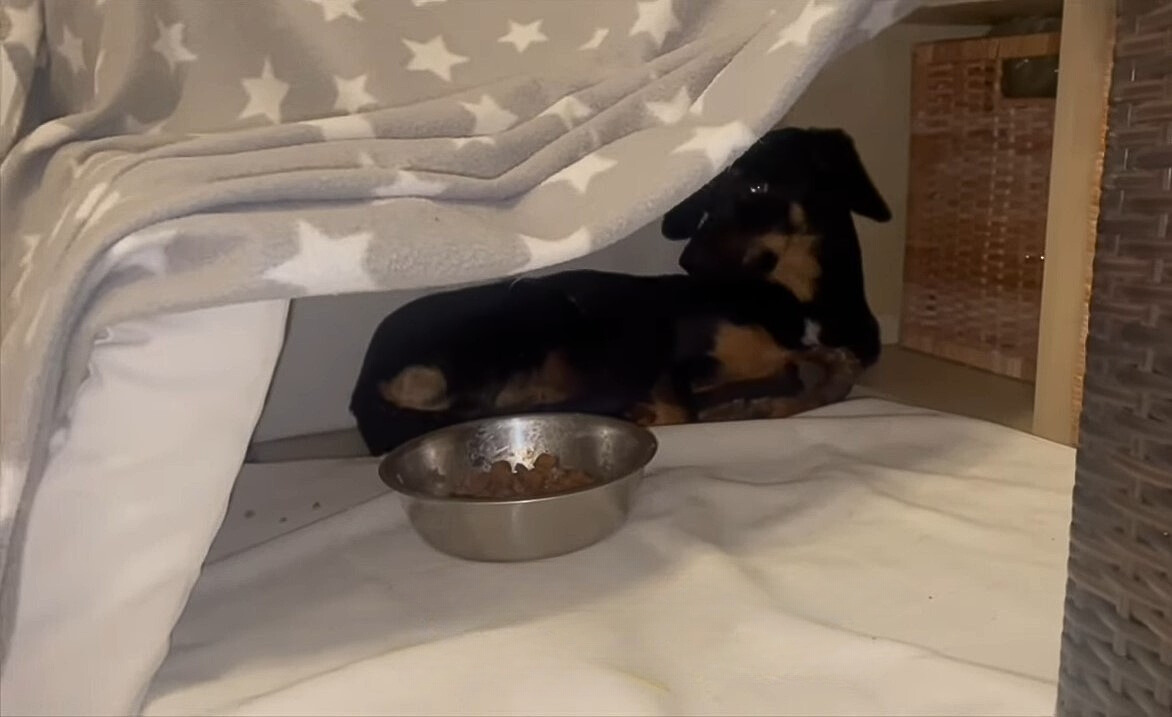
[1032, 0, 1116, 445]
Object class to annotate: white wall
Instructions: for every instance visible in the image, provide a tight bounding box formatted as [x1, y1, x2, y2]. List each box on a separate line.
[253, 22, 987, 443]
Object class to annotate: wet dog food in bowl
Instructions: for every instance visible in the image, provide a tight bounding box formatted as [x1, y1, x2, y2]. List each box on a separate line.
[451, 453, 600, 499]
[379, 414, 657, 561]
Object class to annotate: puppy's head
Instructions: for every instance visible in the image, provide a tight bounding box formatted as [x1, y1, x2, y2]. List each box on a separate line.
[662, 127, 890, 298]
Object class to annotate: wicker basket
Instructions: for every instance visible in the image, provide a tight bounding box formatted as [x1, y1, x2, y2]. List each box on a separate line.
[901, 33, 1060, 381]
[1056, 1, 1172, 714]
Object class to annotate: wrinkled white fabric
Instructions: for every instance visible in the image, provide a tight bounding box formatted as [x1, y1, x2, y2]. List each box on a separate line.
[146, 400, 1074, 716]
[2, 301, 289, 716]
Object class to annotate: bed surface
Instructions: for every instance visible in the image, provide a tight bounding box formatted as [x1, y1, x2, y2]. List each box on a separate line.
[145, 399, 1075, 716]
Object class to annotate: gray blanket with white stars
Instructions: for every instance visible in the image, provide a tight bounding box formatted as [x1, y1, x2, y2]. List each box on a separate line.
[0, 0, 915, 662]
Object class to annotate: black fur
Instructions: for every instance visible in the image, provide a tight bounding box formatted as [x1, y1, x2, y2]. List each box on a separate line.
[351, 127, 891, 455]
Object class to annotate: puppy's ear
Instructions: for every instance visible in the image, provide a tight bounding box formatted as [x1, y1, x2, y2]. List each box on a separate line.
[661, 184, 710, 240]
[812, 129, 892, 223]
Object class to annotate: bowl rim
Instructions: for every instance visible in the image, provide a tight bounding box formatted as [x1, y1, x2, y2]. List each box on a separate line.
[377, 412, 658, 505]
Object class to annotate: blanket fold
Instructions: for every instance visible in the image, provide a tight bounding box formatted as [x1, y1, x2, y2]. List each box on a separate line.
[0, 0, 917, 664]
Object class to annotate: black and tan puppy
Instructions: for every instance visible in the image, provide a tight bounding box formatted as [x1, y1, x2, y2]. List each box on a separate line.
[351, 127, 892, 455]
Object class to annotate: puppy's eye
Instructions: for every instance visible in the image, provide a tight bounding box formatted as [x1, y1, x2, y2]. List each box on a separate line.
[748, 182, 769, 194]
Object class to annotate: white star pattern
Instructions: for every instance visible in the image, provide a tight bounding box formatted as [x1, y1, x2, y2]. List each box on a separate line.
[451, 136, 495, 148]
[0, 460, 29, 533]
[630, 0, 679, 48]
[93, 49, 106, 94]
[690, 62, 731, 117]
[544, 153, 617, 194]
[57, 25, 85, 74]
[459, 94, 517, 135]
[2, 3, 41, 56]
[263, 221, 378, 293]
[499, 20, 547, 52]
[51, 192, 76, 235]
[519, 228, 593, 272]
[17, 233, 41, 260]
[305, 115, 375, 140]
[579, 27, 609, 50]
[540, 96, 593, 129]
[152, 19, 197, 72]
[672, 122, 754, 169]
[89, 190, 122, 226]
[769, 0, 835, 53]
[1, 49, 19, 130]
[403, 35, 468, 82]
[333, 74, 377, 113]
[23, 294, 49, 346]
[100, 228, 173, 277]
[75, 182, 110, 221]
[646, 87, 691, 125]
[373, 170, 448, 199]
[306, 0, 363, 22]
[1, 0, 915, 474]
[240, 58, 289, 124]
[10, 234, 42, 302]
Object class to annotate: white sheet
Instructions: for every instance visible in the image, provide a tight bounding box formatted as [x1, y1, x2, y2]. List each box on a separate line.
[1, 301, 289, 716]
[144, 399, 1075, 716]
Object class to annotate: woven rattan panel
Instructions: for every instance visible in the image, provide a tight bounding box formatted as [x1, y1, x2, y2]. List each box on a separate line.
[1056, 1, 1172, 715]
[902, 33, 1058, 381]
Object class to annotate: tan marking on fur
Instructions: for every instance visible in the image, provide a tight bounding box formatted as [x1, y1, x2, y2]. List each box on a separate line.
[494, 351, 579, 409]
[629, 376, 690, 427]
[380, 365, 450, 411]
[709, 322, 794, 382]
[751, 232, 821, 302]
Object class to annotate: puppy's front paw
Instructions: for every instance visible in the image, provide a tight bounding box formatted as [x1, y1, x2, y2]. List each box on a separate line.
[628, 400, 690, 427]
[627, 403, 659, 427]
[695, 399, 750, 422]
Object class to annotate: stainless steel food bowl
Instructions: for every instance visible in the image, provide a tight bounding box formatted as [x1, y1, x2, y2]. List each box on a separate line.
[378, 413, 658, 562]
